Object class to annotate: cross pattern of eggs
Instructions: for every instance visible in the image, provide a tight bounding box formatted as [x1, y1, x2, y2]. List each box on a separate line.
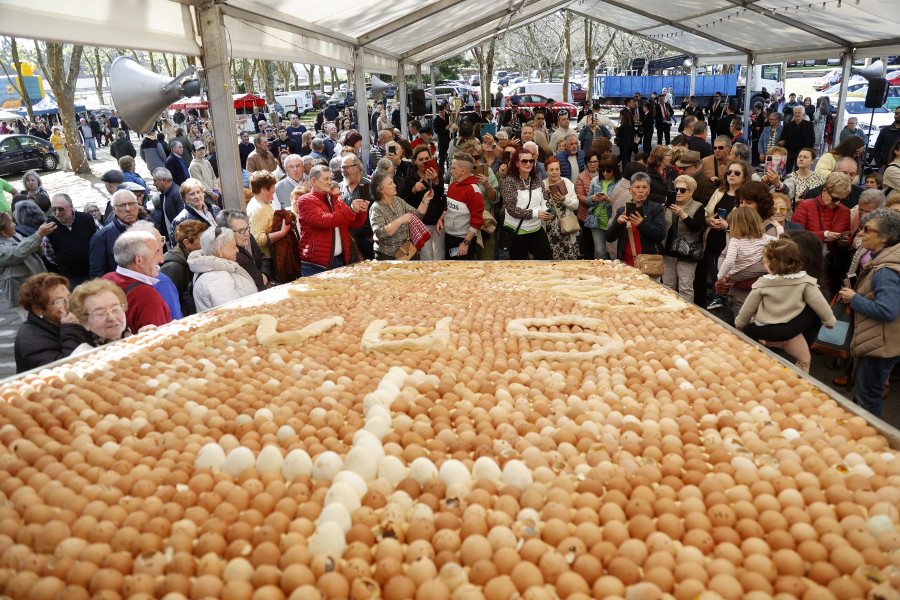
[1, 261, 899, 600]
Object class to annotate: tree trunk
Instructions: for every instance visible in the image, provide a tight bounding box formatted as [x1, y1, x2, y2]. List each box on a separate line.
[262, 60, 276, 122]
[148, 51, 157, 73]
[35, 42, 88, 175]
[319, 66, 326, 91]
[8, 38, 34, 123]
[242, 59, 253, 94]
[330, 67, 338, 90]
[562, 11, 572, 103]
[230, 60, 241, 93]
[92, 47, 105, 105]
[291, 64, 299, 89]
[305, 64, 315, 92]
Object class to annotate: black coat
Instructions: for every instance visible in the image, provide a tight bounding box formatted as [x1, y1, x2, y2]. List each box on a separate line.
[606, 200, 667, 260]
[781, 120, 815, 153]
[160, 247, 197, 317]
[14, 312, 88, 373]
[647, 166, 678, 206]
[236, 236, 274, 290]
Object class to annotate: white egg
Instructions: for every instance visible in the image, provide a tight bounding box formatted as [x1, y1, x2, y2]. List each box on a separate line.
[439, 459, 472, 487]
[223, 447, 256, 478]
[195, 443, 226, 471]
[333, 471, 368, 496]
[366, 405, 392, 423]
[868, 514, 896, 537]
[376, 379, 401, 397]
[234, 414, 253, 426]
[411, 503, 434, 522]
[364, 417, 391, 441]
[317, 502, 352, 533]
[276, 425, 296, 442]
[312, 451, 344, 480]
[325, 482, 362, 514]
[254, 407, 274, 421]
[345, 447, 378, 482]
[256, 445, 284, 474]
[307, 521, 347, 557]
[409, 457, 438, 485]
[472, 457, 501, 483]
[282, 449, 313, 480]
[502, 460, 533, 489]
[377, 455, 408, 484]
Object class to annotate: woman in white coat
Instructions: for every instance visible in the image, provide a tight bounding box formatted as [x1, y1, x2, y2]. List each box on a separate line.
[543, 157, 580, 260]
[188, 226, 258, 312]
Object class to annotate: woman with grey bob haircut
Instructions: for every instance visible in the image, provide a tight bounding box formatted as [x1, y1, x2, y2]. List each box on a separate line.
[188, 226, 258, 311]
[838, 207, 900, 418]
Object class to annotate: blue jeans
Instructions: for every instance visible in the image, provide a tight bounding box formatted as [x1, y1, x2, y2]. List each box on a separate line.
[301, 252, 345, 277]
[590, 228, 608, 259]
[853, 355, 900, 418]
[84, 137, 97, 160]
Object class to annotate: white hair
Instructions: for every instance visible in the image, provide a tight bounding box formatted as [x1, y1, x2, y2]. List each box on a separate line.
[200, 226, 234, 257]
[113, 231, 156, 267]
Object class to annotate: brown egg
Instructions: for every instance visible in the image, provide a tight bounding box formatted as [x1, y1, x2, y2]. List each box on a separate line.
[510, 561, 544, 593]
[383, 575, 416, 600]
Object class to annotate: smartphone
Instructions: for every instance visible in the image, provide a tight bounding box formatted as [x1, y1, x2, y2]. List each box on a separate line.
[449, 247, 459, 257]
[475, 163, 490, 178]
[844, 274, 857, 289]
[717, 208, 727, 220]
[666, 183, 677, 207]
[425, 158, 439, 173]
[626, 201, 637, 216]
[481, 123, 497, 139]
[765, 154, 787, 178]
[357, 183, 371, 202]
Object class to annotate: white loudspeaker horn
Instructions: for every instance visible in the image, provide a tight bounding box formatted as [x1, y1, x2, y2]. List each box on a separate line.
[110, 56, 202, 134]
[682, 58, 694, 69]
[852, 60, 884, 81]
[369, 75, 392, 101]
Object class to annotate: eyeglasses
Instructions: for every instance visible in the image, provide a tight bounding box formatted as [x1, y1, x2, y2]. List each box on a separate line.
[340, 164, 358, 170]
[233, 226, 250, 235]
[714, 146, 727, 150]
[863, 224, 880, 234]
[519, 158, 535, 164]
[675, 187, 689, 193]
[600, 168, 614, 173]
[114, 202, 138, 210]
[830, 195, 849, 204]
[774, 207, 789, 214]
[50, 297, 70, 308]
[88, 304, 125, 320]
[725, 169, 742, 176]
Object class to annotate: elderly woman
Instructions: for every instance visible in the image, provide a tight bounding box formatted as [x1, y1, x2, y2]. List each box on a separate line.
[84, 203, 103, 226]
[369, 170, 432, 261]
[401, 145, 446, 261]
[851, 189, 887, 237]
[663, 175, 705, 302]
[837, 208, 900, 418]
[606, 172, 666, 266]
[22, 170, 48, 202]
[1, 212, 56, 318]
[68, 279, 131, 355]
[218, 209, 273, 290]
[543, 157, 580, 260]
[161, 220, 208, 317]
[13, 200, 47, 238]
[188, 226, 258, 311]
[172, 178, 220, 229]
[14, 273, 86, 373]
[246, 170, 292, 259]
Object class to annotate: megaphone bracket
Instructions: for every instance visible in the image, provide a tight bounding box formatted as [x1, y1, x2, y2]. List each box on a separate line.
[162, 66, 203, 98]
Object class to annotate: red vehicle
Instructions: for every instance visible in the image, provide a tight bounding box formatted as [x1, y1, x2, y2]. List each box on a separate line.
[569, 82, 587, 103]
[505, 93, 578, 119]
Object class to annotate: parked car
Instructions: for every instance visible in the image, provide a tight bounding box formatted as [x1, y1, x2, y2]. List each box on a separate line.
[569, 82, 587, 103]
[505, 93, 578, 119]
[468, 75, 480, 86]
[327, 90, 355, 109]
[812, 68, 842, 91]
[0, 134, 59, 176]
[826, 58, 841, 66]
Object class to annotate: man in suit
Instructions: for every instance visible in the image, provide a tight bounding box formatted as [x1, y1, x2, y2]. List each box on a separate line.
[780, 106, 815, 173]
[706, 92, 726, 137]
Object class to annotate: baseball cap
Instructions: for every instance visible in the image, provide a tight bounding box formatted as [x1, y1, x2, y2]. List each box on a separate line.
[675, 151, 701, 168]
[193, 141, 206, 150]
[100, 170, 125, 184]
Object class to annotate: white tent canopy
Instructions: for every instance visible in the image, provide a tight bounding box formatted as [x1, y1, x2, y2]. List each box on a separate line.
[2, 0, 899, 73]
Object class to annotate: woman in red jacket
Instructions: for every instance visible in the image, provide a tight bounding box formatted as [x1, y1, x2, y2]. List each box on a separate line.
[296, 165, 368, 276]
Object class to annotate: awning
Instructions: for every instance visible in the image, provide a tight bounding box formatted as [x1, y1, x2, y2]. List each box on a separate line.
[169, 93, 267, 111]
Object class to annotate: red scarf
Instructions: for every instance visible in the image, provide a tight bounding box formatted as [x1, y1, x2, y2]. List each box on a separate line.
[623, 223, 642, 266]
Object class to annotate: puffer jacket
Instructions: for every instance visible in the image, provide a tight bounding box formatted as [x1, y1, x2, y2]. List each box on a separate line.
[0, 232, 47, 310]
[296, 189, 367, 268]
[850, 243, 900, 359]
[187, 252, 258, 312]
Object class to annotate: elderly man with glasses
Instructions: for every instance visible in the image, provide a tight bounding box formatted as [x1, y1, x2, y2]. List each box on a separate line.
[701, 136, 733, 185]
[101, 230, 173, 332]
[43, 193, 99, 288]
[340, 154, 374, 260]
[89, 189, 143, 278]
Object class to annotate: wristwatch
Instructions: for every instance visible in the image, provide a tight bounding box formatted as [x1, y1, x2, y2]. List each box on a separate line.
[462, 239, 471, 245]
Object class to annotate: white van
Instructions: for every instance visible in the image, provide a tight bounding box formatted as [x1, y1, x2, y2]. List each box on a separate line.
[506, 82, 576, 102]
[274, 91, 313, 116]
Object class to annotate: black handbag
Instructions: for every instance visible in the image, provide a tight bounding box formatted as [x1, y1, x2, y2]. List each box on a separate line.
[666, 212, 703, 261]
[499, 184, 533, 254]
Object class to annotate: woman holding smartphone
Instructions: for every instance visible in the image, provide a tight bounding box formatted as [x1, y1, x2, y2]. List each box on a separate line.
[585, 158, 620, 259]
[400, 145, 446, 261]
[704, 160, 750, 310]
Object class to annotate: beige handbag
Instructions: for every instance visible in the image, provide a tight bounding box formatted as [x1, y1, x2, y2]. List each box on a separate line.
[627, 223, 664, 278]
[393, 232, 417, 260]
[548, 183, 580, 235]
[482, 208, 497, 235]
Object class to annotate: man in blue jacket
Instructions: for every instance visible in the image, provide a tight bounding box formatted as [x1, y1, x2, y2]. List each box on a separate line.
[555, 134, 585, 185]
[88, 190, 141, 278]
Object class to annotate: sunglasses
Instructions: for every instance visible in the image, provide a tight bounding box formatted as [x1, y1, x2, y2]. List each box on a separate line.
[774, 207, 789, 214]
[519, 158, 535, 164]
[600, 168, 614, 172]
[725, 169, 743, 176]
[674, 187, 689, 193]
[714, 146, 727, 150]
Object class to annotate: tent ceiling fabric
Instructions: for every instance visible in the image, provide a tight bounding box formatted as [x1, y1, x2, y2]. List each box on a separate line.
[0, 0, 899, 73]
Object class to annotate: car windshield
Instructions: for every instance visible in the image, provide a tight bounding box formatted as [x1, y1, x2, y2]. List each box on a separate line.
[846, 101, 888, 113]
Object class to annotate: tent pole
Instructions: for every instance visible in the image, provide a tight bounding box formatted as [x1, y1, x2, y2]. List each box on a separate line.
[416, 64, 423, 92]
[743, 54, 753, 140]
[353, 47, 371, 170]
[398, 61, 409, 139]
[197, 0, 242, 210]
[834, 48, 855, 154]
[689, 64, 696, 99]
[430, 64, 437, 121]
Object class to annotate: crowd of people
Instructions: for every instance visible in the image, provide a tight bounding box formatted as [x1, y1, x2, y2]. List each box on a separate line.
[3, 92, 900, 418]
